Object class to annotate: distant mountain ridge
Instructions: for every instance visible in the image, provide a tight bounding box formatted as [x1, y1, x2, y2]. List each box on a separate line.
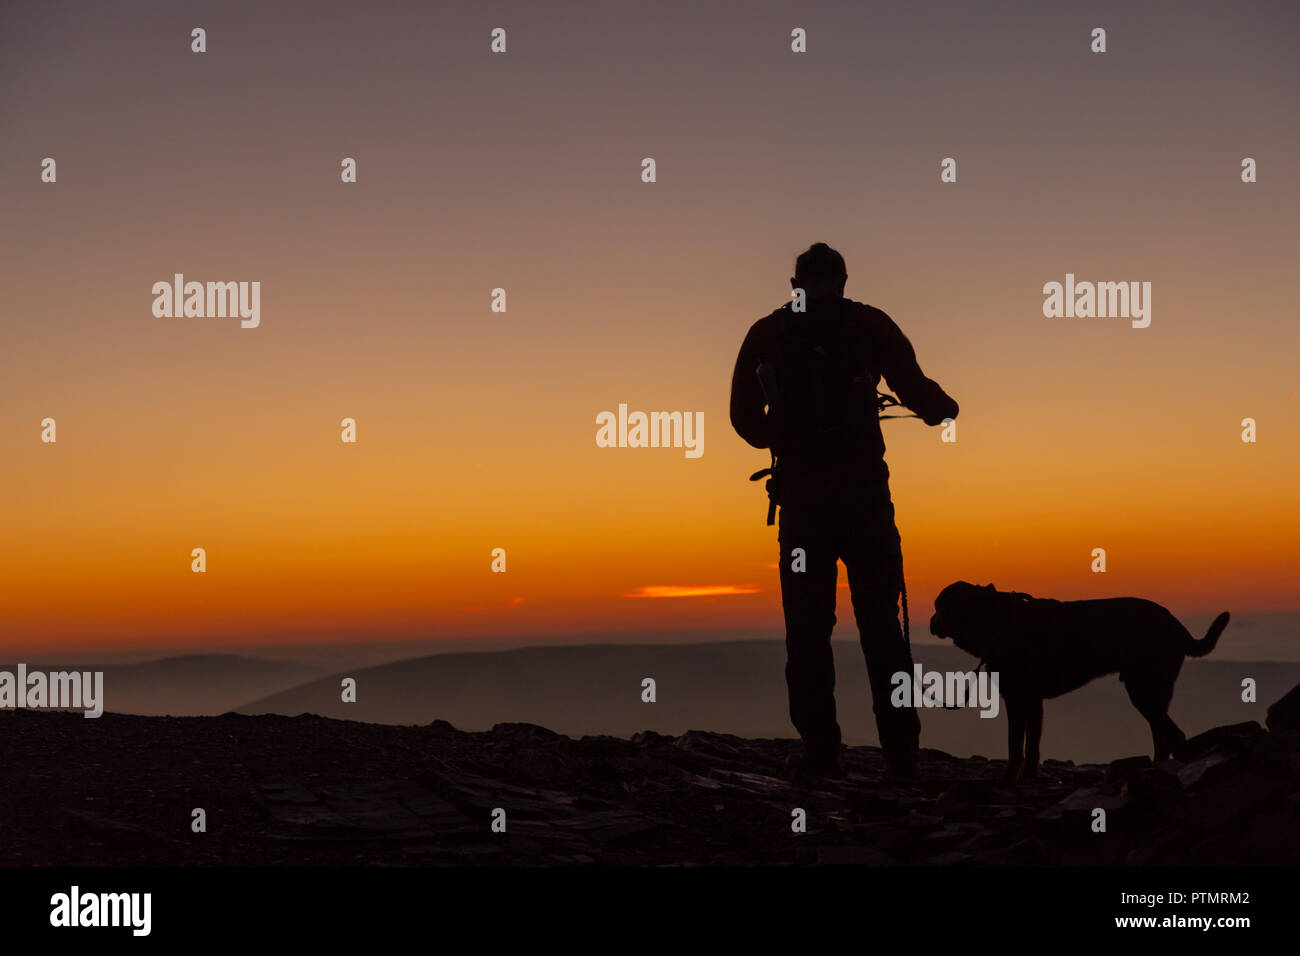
[0, 654, 328, 717]
[234, 641, 1300, 764]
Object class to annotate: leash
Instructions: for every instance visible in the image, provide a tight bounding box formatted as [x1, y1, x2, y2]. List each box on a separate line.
[939, 659, 987, 709]
[877, 389, 917, 658]
[876, 391, 920, 420]
[899, 548, 909, 649]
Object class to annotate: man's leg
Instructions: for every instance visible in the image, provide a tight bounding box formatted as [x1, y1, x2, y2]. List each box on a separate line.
[778, 504, 842, 770]
[842, 486, 921, 773]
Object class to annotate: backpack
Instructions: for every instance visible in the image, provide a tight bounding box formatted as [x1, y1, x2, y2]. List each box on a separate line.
[763, 299, 876, 461]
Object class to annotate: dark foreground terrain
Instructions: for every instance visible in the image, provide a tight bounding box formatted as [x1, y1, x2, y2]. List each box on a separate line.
[2, 710, 1298, 866]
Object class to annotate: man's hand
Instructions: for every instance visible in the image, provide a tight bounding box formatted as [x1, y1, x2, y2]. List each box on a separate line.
[921, 407, 956, 427]
[917, 390, 959, 427]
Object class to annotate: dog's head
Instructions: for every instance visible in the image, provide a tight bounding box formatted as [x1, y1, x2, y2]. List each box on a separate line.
[930, 581, 1003, 658]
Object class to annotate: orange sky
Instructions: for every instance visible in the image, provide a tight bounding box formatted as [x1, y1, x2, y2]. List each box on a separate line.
[1, 1, 1297, 653]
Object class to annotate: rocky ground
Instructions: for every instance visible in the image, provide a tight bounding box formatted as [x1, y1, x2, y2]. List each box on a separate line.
[2, 709, 1298, 865]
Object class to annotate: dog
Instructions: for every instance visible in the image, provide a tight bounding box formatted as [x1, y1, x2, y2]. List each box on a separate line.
[929, 581, 1229, 783]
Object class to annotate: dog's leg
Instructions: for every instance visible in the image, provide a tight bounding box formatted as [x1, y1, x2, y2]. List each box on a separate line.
[1161, 715, 1187, 760]
[1000, 697, 1025, 784]
[1159, 683, 1187, 759]
[1123, 678, 1183, 761]
[1022, 698, 1043, 779]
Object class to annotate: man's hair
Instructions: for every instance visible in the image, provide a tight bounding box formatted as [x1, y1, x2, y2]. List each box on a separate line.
[794, 243, 847, 283]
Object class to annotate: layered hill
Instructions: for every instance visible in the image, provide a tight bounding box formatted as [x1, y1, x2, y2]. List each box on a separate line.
[236, 640, 1300, 763]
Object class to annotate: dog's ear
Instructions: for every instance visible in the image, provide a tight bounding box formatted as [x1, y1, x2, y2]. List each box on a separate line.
[984, 584, 996, 591]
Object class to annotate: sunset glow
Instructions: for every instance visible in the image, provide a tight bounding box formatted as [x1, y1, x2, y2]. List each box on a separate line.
[2, 3, 1296, 655]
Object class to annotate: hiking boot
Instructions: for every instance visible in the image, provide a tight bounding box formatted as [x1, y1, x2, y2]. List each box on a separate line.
[881, 732, 920, 779]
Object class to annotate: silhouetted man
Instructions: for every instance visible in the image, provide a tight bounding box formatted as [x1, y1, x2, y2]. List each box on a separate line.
[730, 243, 959, 777]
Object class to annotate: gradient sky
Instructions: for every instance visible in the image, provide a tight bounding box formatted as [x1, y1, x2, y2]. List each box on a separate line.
[2, 0, 1297, 654]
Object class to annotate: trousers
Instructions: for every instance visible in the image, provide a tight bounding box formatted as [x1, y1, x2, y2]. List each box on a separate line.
[776, 478, 920, 758]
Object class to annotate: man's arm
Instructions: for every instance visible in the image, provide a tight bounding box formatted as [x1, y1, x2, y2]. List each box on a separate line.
[729, 320, 772, 449]
[871, 309, 959, 427]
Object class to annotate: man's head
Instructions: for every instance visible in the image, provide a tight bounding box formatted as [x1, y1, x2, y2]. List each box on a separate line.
[791, 242, 847, 300]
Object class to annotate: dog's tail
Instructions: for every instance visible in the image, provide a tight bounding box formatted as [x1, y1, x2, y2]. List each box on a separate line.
[1187, 611, 1230, 658]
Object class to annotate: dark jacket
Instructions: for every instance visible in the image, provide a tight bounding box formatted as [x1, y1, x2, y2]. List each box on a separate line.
[729, 296, 958, 502]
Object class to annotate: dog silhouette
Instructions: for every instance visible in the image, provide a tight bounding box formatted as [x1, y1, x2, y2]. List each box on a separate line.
[930, 581, 1229, 783]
